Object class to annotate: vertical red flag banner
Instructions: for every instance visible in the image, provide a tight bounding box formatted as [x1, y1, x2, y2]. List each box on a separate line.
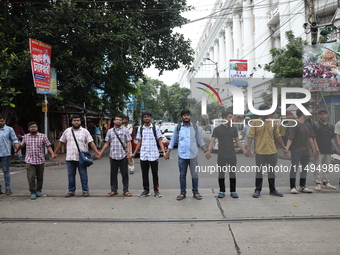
[29, 39, 52, 89]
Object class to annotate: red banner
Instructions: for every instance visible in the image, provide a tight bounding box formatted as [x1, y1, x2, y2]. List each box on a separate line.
[29, 39, 52, 89]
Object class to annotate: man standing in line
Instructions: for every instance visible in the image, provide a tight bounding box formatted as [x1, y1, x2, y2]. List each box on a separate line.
[206, 111, 248, 199]
[246, 104, 288, 198]
[165, 109, 208, 201]
[123, 116, 134, 174]
[313, 109, 338, 191]
[15, 122, 56, 200]
[132, 111, 166, 198]
[286, 109, 317, 194]
[54, 114, 99, 197]
[0, 114, 19, 195]
[97, 115, 132, 197]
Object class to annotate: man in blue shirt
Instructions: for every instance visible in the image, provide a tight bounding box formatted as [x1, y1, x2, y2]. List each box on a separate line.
[0, 114, 20, 195]
[165, 109, 208, 200]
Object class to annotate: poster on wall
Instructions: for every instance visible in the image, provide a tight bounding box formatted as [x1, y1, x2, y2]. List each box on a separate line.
[229, 59, 248, 86]
[29, 38, 52, 89]
[303, 43, 340, 92]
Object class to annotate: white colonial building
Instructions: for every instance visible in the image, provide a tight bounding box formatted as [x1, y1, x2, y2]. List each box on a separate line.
[179, 0, 340, 118]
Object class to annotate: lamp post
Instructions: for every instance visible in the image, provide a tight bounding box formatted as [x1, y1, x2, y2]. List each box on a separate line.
[205, 58, 219, 84]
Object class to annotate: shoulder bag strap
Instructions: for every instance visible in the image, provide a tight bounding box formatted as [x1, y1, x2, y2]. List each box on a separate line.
[113, 128, 127, 151]
[71, 129, 81, 153]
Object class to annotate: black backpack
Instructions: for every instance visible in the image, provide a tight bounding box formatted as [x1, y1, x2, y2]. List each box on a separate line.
[140, 124, 161, 148]
[176, 122, 199, 144]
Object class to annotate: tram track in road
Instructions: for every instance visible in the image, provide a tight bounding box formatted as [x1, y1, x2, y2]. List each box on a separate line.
[1, 215, 340, 224]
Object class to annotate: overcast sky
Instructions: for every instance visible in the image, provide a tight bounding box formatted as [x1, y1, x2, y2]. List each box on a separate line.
[143, 0, 213, 86]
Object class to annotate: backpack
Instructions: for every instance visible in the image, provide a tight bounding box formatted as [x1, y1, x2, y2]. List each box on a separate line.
[140, 124, 161, 149]
[176, 122, 199, 144]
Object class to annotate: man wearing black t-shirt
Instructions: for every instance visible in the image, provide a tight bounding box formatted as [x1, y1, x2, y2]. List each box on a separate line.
[286, 109, 316, 194]
[206, 112, 247, 198]
[313, 109, 339, 191]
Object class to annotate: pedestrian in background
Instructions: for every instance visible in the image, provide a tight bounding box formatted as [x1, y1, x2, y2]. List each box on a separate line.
[97, 115, 132, 197]
[13, 123, 25, 160]
[15, 122, 55, 200]
[54, 114, 99, 198]
[165, 109, 208, 201]
[0, 114, 19, 195]
[123, 116, 134, 174]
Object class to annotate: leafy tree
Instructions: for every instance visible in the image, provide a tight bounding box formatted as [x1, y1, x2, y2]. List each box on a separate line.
[0, 0, 194, 122]
[134, 78, 190, 123]
[262, 31, 309, 105]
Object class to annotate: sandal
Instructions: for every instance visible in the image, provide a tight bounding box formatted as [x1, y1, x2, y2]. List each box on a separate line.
[193, 193, 202, 200]
[176, 194, 186, 201]
[107, 191, 119, 197]
[123, 192, 132, 197]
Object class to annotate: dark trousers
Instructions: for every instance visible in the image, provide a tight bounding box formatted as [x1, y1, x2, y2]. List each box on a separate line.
[140, 159, 159, 192]
[217, 155, 236, 193]
[110, 157, 129, 192]
[290, 154, 309, 189]
[255, 153, 277, 193]
[26, 163, 44, 193]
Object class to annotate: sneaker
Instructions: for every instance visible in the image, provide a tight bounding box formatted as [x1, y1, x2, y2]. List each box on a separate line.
[5, 189, 12, 195]
[30, 193, 37, 200]
[217, 192, 225, 198]
[270, 190, 283, 197]
[154, 190, 162, 198]
[139, 190, 150, 198]
[83, 191, 90, 197]
[65, 192, 75, 198]
[129, 170, 134, 174]
[323, 183, 337, 190]
[299, 187, 312, 193]
[252, 190, 260, 198]
[230, 192, 239, 198]
[290, 188, 298, 194]
[36, 191, 42, 197]
[314, 184, 322, 191]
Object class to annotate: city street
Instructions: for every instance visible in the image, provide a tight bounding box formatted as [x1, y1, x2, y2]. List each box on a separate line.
[1, 150, 340, 254]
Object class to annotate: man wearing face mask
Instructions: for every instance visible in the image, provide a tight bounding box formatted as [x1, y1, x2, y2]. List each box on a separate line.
[165, 109, 208, 201]
[15, 122, 56, 200]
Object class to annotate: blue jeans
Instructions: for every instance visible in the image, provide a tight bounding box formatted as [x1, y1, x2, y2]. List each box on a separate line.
[0, 156, 10, 190]
[66, 161, 89, 193]
[178, 156, 199, 194]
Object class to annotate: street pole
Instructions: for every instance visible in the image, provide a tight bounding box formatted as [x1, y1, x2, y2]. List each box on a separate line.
[44, 94, 48, 155]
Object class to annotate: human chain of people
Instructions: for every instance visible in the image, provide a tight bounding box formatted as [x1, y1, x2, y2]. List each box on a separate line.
[0, 105, 339, 200]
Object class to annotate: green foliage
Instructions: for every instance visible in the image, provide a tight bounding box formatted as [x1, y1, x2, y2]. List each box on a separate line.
[262, 31, 308, 104]
[0, 0, 194, 119]
[135, 78, 191, 122]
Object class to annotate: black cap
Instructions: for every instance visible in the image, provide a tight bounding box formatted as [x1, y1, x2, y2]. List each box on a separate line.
[318, 109, 327, 114]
